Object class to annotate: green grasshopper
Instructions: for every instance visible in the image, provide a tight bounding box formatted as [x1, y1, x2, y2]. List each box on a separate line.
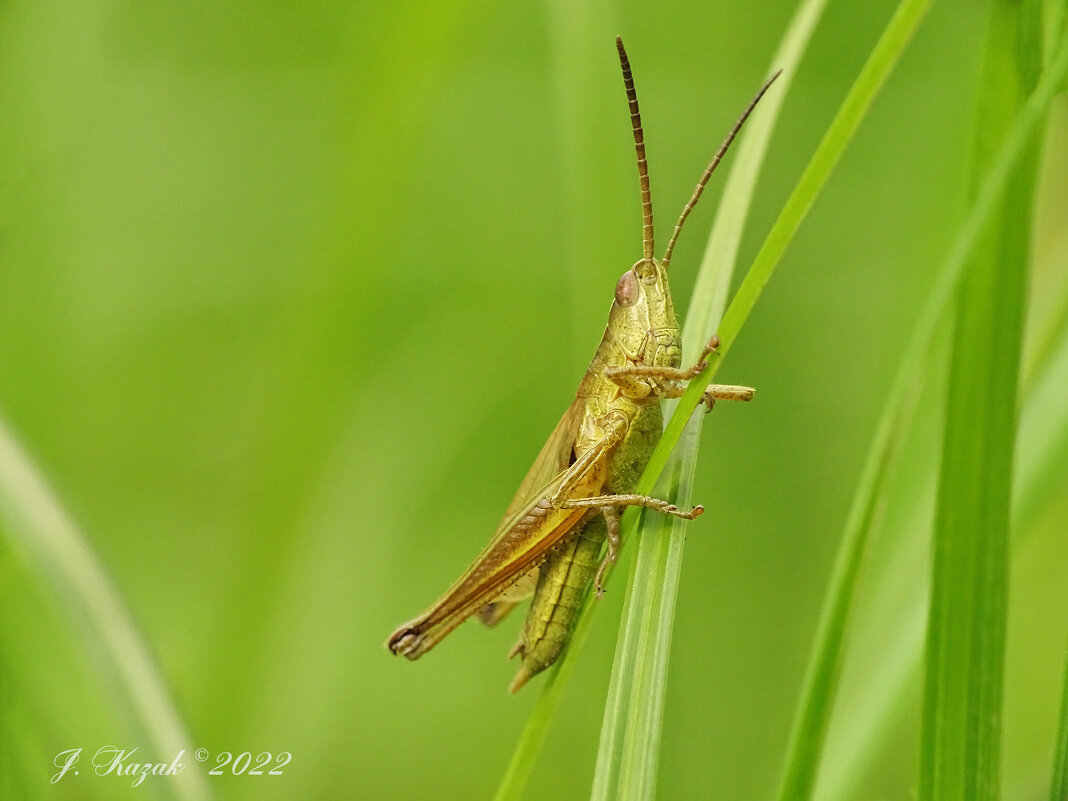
[388, 37, 778, 692]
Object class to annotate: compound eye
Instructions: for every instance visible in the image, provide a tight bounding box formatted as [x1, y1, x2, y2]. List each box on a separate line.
[615, 271, 638, 306]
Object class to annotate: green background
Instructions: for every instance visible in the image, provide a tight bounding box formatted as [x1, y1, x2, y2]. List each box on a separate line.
[1, 1, 1065, 799]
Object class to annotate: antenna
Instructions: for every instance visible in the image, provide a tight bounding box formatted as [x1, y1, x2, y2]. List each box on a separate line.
[661, 68, 782, 268]
[616, 36, 654, 263]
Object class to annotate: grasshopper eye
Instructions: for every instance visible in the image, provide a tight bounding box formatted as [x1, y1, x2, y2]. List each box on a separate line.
[615, 271, 638, 306]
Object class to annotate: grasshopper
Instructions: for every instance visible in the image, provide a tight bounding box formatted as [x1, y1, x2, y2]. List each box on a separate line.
[388, 37, 779, 692]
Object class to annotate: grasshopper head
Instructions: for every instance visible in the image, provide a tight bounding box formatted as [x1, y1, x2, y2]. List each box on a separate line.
[611, 37, 778, 371]
[607, 257, 680, 367]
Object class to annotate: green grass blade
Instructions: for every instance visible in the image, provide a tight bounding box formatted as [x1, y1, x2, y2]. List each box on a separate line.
[826, 14, 1068, 801]
[593, 0, 832, 797]
[784, 43, 1068, 786]
[1051, 640, 1068, 801]
[598, 0, 934, 793]
[592, 460, 690, 801]
[778, 5, 1065, 800]
[688, 0, 833, 346]
[491, 582, 599, 801]
[772, 354, 923, 801]
[802, 271, 1068, 801]
[1016, 321, 1068, 534]
[494, 0, 828, 794]
[494, 0, 950, 794]
[495, 2, 1068, 798]
[495, 0, 937, 796]
[797, 30, 1068, 790]
[919, 3, 1044, 801]
[0, 416, 212, 801]
[660, 0, 933, 448]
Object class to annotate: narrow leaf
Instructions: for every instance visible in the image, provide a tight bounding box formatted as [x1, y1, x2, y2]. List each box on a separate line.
[793, 15, 1068, 796]
[602, 0, 934, 793]
[1051, 640, 1068, 801]
[495, 0, 936, 796]
[920, 3, 1044, 801]
[594, 0, 834, 797]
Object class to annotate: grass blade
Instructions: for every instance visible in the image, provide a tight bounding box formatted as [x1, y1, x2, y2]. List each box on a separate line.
[0, 416, 211, 801]
[600, 0, 934, 791]
[688, 0, 833, 340]
[659, 0, 933, 448]
[591, 460, 691, 801]
[492, 583, 599, 801]
[1051, 640, 1068, 801]
[797, 18, 1068, 794]
[497, 0, 935, 794]
[778, 3, 1062, 800]
[772, 348, 924, 801]
[919, 3, 1044, 801]
[593, 0, 832, 797]
[495, 0, 828, 792]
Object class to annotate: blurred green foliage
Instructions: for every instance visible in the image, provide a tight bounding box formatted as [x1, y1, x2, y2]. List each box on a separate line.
[1, 1, 1065, 800]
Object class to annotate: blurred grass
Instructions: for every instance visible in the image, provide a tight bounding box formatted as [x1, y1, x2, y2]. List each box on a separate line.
[0, 2, 1066, 800]
[0, 420, 210, 801]
[920, 3, 1043, 800]
[819, 28, 1068, 801]
[1052, 642, 1068, 801]
[816, 291, 1068, 801]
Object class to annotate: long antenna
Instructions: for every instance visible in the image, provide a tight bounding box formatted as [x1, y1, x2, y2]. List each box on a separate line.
[616, 36, 654, 262]
[661, 68, 782, 269]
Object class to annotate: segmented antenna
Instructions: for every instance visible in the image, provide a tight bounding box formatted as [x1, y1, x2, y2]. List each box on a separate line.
[616, 36, 654, 262]
[661, 68, 783, 269]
